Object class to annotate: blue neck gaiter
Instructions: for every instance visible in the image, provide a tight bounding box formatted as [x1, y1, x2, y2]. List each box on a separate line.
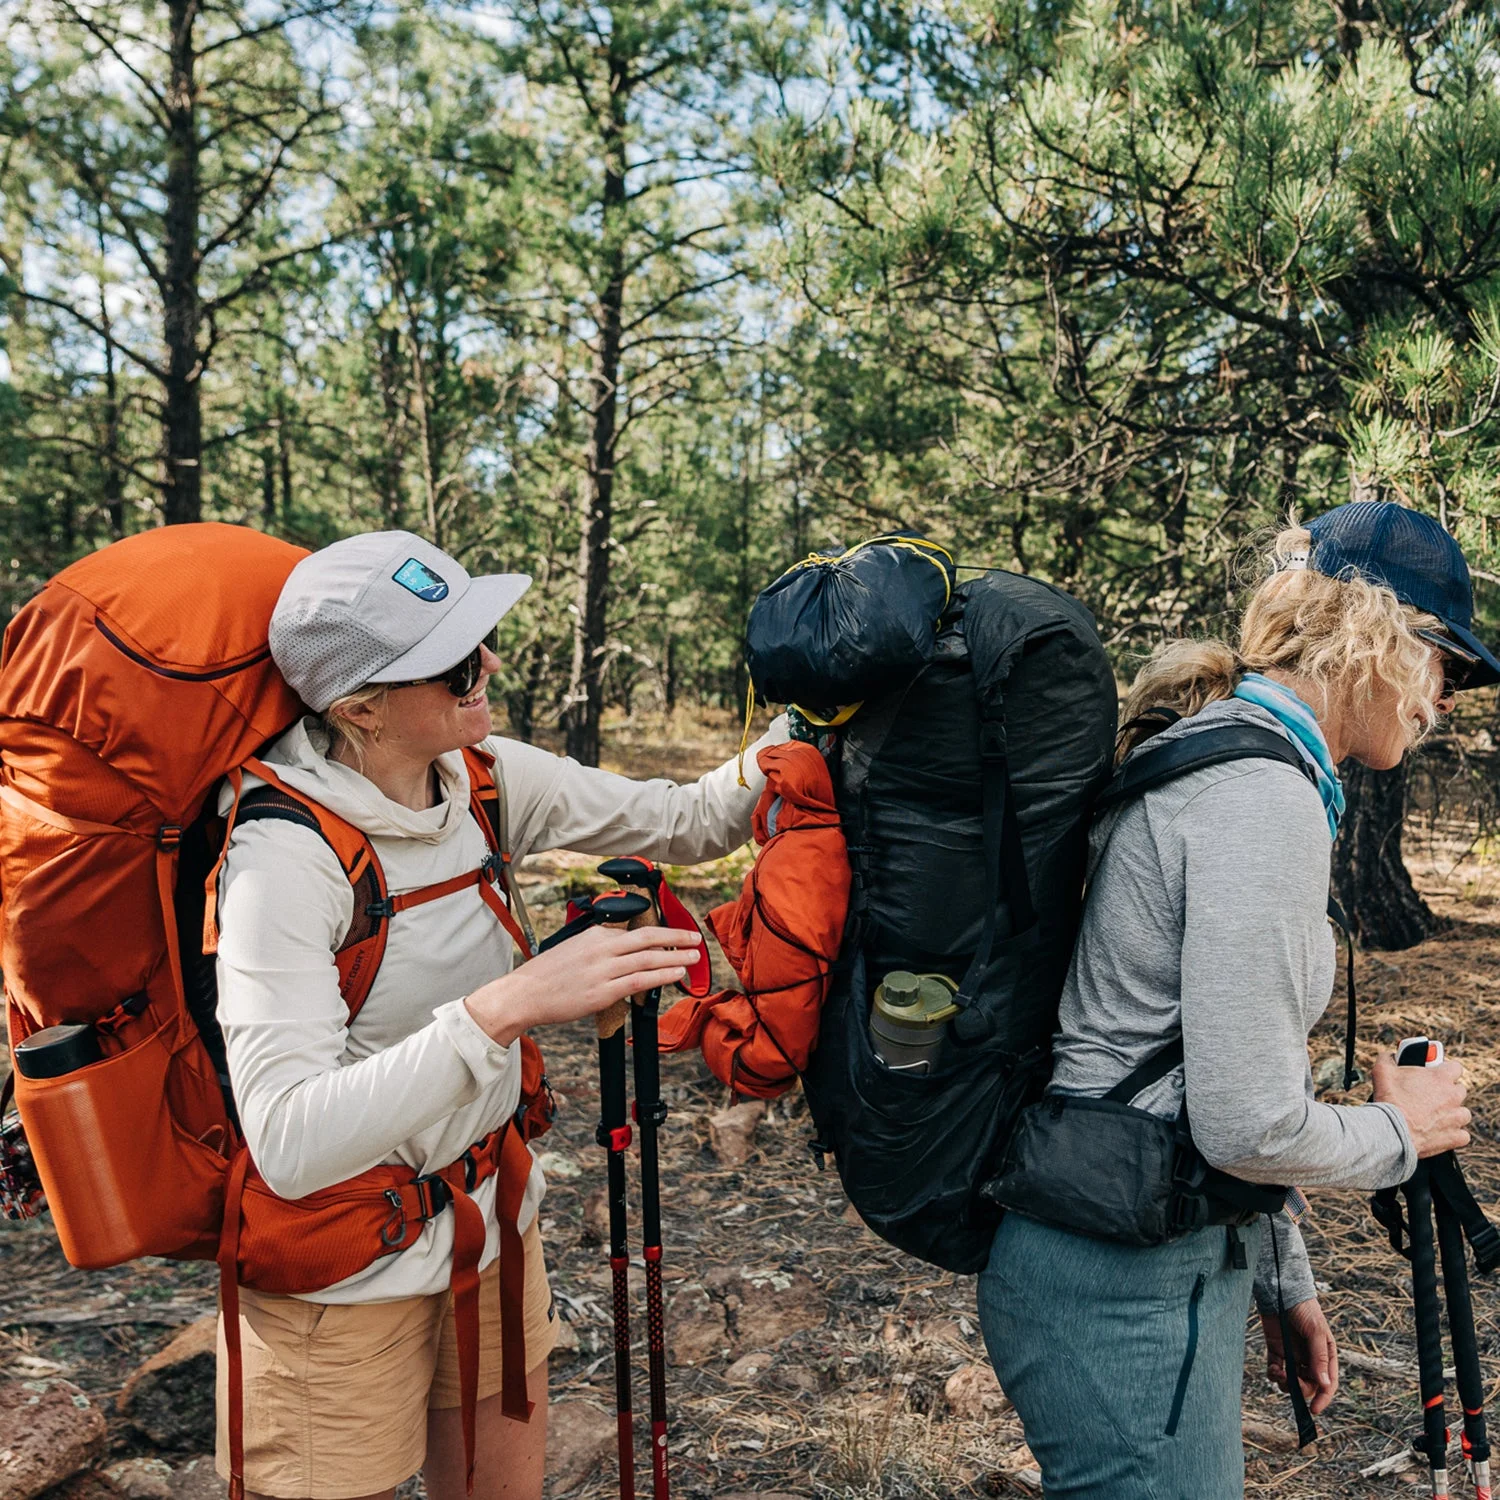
[1231, 673, 1345, 841]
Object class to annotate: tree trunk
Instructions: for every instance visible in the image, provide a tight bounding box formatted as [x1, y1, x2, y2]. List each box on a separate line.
[261, 444, 276, 523]
[378, 323, 407, 528]
[563, 50, 629, 768]
[161, 0, 202, 525]
[277, 403, 293, 519]
[1331, 759, 1445, 950]
[97, 217, 125, 541]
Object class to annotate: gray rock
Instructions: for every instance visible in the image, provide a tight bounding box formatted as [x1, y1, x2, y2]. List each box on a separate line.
[166, 1458, 224, 1500]
[101, 1460, 173, 1500]
[547, 1401, 614, 1493]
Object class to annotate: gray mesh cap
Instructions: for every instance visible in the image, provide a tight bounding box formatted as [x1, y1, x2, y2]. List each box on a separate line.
[269, 531, 531, 711]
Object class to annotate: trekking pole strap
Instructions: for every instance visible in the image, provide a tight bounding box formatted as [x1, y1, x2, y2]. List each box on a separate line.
[1269, 1214, 1319, 1448]
[1429, 1152, 1500, 1274]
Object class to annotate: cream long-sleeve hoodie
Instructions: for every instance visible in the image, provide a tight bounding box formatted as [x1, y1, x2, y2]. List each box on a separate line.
[215, 716, 786, 1302]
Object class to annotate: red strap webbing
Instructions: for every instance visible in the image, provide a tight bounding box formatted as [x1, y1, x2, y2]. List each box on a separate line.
[219, 1148, 251, 1500]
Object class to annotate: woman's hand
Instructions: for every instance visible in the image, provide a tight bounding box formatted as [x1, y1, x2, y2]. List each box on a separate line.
[1261, 1299, 1339, 1415]
[463, 924, 703, 1047]
[1372, 1051, 1471, 1158]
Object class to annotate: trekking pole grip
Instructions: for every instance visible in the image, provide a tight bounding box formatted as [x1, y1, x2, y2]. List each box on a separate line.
[589, 890, 653, 1040]
[597, 1000, 629, 1040]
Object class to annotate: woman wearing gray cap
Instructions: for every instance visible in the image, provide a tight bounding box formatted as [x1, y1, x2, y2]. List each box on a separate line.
[210, 532, 785, 1500]
[980, 502, 1492, 1498]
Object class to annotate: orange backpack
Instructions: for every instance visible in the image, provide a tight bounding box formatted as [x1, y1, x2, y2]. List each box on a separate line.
[0, 524, 549, 1497]
[658, 740, 850, 1097]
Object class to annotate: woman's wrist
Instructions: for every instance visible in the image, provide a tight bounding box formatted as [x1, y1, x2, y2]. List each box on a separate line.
[463, 969, 536, 1048]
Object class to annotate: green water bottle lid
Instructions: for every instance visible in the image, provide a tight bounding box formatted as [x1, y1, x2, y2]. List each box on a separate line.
[880, 970, 922, 1010]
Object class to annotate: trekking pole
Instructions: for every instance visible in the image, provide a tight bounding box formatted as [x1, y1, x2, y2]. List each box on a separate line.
[1400, 1039, 1456, 1500]
[1435, 1181, 1492, 1500]
[589, 890, 653, 1500]
[599, 858, 673, 1500]
[1372, 1039, 1500, 1500]
[1408, 1163, 1452, 1498]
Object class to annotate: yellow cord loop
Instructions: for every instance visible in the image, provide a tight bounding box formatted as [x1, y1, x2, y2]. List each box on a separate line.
[737, 676, 756, 787]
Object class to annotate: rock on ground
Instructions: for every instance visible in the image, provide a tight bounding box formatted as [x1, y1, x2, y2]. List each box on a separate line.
[707, 1101, 766, 1166]
[166, 1457, 225, 1500]
[0, 1378, 108, 1500]
[36, 1475, 120, 1500]
[944, 1362, 1012, 1419]
[714, 1493, 807, 1500]
[101, 1460, 173, 1500]
[118, 1319, 217, 1451]
[723, 1351, 774, 1386]
[666, 1285, 728, 1366]
[547, 1401, 615, 1493]
[727, 1269, 824, 1350]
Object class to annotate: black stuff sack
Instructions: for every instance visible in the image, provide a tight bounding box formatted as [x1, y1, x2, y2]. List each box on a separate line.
[745, 533, 956, 711]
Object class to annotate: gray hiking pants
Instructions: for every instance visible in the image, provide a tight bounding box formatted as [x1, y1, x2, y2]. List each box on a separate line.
[977, 1213, 1262, 1499]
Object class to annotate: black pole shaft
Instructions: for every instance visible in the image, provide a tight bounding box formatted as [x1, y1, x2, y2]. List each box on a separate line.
[1434, 1170, 1491, 1499]
[1406, 1164, 1452, 1498]
[598, 1021, 636, 1500]
[632, 987, 670, 1500]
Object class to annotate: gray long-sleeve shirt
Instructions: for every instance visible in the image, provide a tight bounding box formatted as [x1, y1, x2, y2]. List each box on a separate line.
[1051, 697, 1416, 1311]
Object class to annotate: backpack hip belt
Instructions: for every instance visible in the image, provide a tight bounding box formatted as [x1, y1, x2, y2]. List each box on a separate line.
[219, 1119, 536, 1500]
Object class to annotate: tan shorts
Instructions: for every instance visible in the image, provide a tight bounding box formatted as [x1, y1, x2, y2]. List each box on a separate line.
[214, 1219, 556, 1499]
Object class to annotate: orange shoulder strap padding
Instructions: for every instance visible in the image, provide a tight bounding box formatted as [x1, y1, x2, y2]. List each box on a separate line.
[462, 745, 535, 959]
[202, 751, 537, 1015]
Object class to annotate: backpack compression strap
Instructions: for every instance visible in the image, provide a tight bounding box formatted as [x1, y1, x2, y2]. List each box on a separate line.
[1095, 723, 1361, 1090]
[951, 705, 1037, 1041]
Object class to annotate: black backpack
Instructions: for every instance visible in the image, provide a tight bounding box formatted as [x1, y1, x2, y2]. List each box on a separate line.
[797, 568, 1119, 1273]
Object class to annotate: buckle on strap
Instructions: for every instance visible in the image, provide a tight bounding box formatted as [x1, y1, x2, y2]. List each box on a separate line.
[379, 1174, 455, 1249]
[1469, 1219, 1500, 1274]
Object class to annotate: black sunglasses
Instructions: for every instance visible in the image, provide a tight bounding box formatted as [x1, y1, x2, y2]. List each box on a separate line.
[1418, 628, 1479, 696]
[392, 629, 498, 698]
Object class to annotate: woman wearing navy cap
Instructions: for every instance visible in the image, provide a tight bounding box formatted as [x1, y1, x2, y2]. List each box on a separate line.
[980, 503, 1494, 1498]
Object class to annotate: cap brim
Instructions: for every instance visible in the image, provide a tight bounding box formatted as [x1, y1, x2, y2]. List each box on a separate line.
[367, 573, 532, 684]
[1431, 620, 1500, 690]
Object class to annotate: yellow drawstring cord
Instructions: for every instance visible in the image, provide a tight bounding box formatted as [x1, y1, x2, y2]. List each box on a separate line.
[737, 676, 756, 786]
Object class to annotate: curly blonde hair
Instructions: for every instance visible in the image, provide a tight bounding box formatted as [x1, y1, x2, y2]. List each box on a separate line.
[1118, 525, 1443, 761]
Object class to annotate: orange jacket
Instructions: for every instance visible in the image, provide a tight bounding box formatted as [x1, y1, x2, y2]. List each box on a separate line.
[659, 740, 850, 1098]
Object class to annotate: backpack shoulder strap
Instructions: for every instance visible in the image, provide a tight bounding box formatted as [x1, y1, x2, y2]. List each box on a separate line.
[462, 745, 536, 958]
[217, 759, 391, 1023]
[1092, 723, 1315, 819]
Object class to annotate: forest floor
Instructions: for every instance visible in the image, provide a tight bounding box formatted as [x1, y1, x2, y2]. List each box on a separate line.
[4, 709, 1500, 1498]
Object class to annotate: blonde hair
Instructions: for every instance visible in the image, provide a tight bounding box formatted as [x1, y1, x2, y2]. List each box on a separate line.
[321, 683, 391, 768]
[1118, 525, 1443, 760]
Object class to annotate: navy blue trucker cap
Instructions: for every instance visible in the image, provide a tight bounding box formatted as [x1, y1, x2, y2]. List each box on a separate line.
[1306, 501, 1500, 689]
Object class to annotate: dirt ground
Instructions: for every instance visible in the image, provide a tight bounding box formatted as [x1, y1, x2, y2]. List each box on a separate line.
[4, 709, 1500, 1498]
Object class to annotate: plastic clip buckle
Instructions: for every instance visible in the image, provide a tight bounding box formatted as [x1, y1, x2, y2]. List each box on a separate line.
[157, 824, 183, 851]
[1469, 1221, 1500, 1275]
[365, 897, 396, 920]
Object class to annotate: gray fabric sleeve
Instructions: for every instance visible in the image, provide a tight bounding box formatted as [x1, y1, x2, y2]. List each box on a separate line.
[1253, 1213, 1317, 1315]
[1175, 766, 1416, 1191]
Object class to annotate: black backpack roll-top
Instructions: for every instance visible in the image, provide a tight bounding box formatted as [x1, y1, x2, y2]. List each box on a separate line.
[799, 568, 1119, 1273]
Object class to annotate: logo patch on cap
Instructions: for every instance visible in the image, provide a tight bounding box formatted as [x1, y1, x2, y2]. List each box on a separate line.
[393, 558, 450, 602]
